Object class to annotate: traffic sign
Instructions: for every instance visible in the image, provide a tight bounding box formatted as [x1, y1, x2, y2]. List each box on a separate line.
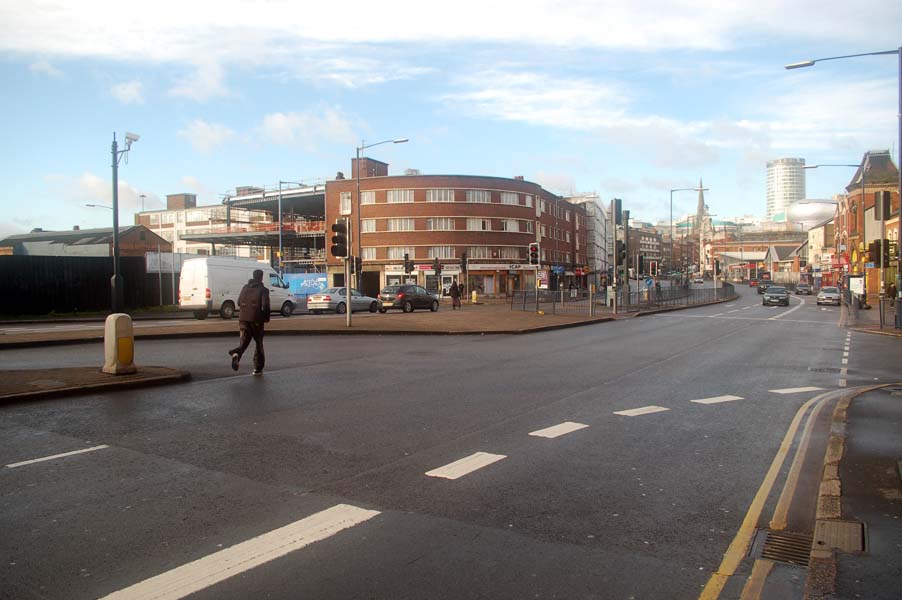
[645, 277, 654, 287]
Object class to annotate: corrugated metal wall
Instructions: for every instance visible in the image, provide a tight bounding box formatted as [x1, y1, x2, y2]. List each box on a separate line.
[0, 256, 179, 315]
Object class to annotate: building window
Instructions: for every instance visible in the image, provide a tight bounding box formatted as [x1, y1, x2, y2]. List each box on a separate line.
[386, 218, 414, 231]
[428, 246, 455, 259]
[427, 217, 454, 231]
[540, 199, 546, 213]
[525, 195, 533, 208]
[566, 210, 571, 222]
[541, 249, 547, 261]
[161, 212, 175, 225]
[467, 218, 490, 231]
[466, 190, 491, 204]
[499, 218, 518, 232]
[361, 219, 376, 233]
[501, 192, 518, 205]
[388, 247, 414, 260]
[524, 221, 534, 234]
[150, 214, 159, 225]
[362, 247, 376, 260]
[387, 189, 414, 203]
[566, 231, 571, 243]
[340, 192, 352, 215]
[360, 191, 375, 205]
[426, 189, 455, 203]
[541, 224, 547, 238]
[499, 247, 520, 259]
[468, 246, 490, 259]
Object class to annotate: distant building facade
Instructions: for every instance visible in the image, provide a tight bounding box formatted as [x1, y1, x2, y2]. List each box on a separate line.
[766, 158, 806, 220]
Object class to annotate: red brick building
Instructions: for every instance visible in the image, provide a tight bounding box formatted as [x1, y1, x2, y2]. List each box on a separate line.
[325, 158, 588, 298]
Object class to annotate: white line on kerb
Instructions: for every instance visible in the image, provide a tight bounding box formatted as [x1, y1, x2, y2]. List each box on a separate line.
[529, 422, 589, 439]
[99, 504, 379, 600]
[839, 379, 847, 388]
[690, 395, 744, 405]
[613, 405, 670, 417]
[5, 445, 109, 468]
[842, 358, 848, 365]
[769, 387, 824, 394]
[425, 452, 507, 480]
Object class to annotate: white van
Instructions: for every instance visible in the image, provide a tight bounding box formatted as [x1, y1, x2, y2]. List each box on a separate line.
[179, 257, 297, 320]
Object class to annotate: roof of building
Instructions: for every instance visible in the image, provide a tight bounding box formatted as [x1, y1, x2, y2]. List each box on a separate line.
[0, 226, 148, 246]
[846, 150, 899, 191]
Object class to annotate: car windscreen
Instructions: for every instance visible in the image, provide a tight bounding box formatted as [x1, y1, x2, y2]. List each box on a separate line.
[767, 287, 786, 293]
[821, 287, 838, 293]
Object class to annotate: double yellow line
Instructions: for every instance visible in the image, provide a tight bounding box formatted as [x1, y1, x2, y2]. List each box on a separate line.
[699, 390, 836, 599]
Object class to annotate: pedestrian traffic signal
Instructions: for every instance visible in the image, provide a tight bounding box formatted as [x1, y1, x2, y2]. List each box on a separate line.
[403, 253, 413, 274]
[433, 257, 442, 276]
[460, 252, 467, 271]
[528, 242, 540, 265]
[330, 219, 348, 258]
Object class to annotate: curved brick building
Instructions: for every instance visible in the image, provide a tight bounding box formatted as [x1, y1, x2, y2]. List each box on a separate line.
[325, 158, 589, 298]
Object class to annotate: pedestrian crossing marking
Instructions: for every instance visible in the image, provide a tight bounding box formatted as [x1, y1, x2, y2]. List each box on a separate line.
[690, 395, 744, 405]
[425, 452, 507, 480]
[769, 387, 824, 395]
[529, 422, 589, 438]
[613, 405, 669, 417]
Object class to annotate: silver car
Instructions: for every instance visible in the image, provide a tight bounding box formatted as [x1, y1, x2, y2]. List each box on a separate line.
[307, 288, 382, 314]
[816, 286, 841, 306]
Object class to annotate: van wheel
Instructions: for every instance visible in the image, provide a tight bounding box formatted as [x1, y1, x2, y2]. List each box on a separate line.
[369, 302, 378, 313]
[336, 302, 347, 314]
[280, 302, 294, 317]
[403, 301, 414, 313]
[220, 302, 235, 319]
[193, 310, 208, 320]
[430, 300, 439, 312]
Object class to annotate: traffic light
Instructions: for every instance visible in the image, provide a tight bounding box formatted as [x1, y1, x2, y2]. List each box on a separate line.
[460, 252, 467, 271]
[638, 254, 645, 275]
[354, 256, 362, 275]
[650, 261, 657, 277]
[330, 219, 348, 258]
[868, 240, 879, 263]
[433, 257, 442, 276]
[528, 242, 540, 265]
[615, 240, 626, 264]
[403, 253, 413, 274]
[613, 198, 622, 225]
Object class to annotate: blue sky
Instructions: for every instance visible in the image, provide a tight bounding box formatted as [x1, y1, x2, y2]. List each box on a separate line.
[1, 1, 899, 237]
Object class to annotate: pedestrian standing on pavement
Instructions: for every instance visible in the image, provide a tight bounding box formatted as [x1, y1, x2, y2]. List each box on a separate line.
[449, 281, 461, 310]
[887, 281, 897, 307]
[229, 269, 270, 375]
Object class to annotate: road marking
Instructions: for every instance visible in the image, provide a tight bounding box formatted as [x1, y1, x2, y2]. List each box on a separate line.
[613, 405, 670, 417]
[5, 445, 109, 468]
[529, 421, 589, 439]
[843, 351, 849, 358]
[841, 358, 848, 365]
[769, 387, 824, 395]
[769, 296, 805, 320]
[839, 368, 848, 376]
[742, 306, 752, 310]
[99, 503, 379, 600]
[709, 313, 724, 317]
[839, 379, 847, 387]
[740, 559, 774, 599]
[425, 452, 507, 480]
[728, 310, 739, 313]
[699, 395, 823, 599]
[690, 395, 744, 405]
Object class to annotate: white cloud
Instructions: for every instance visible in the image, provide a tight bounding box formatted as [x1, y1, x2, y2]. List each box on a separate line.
[179, 176, 216, 202]
[178, 119, 235, 153]
[257, 107, 357, 149]
[169, 59, 228, 101]
[28, 60, 63, 78]
[111, 80, 143, 104]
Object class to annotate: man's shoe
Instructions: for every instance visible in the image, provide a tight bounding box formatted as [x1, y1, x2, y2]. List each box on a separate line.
[252, 369, 263, 376]
[230, 352, 239, 371]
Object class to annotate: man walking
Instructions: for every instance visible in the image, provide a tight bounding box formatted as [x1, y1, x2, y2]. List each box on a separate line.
[229, 269, 270, 375]
[449, 281, 461, 310]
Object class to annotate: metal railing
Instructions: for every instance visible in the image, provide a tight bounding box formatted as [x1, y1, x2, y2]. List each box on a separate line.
[510, 289, 598, 316]
[510, 283, 737, 315]
[618, 282, 736, 310]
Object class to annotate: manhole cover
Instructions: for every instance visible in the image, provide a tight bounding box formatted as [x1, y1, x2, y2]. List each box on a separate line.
[808, 367, 841, 373]
[813, 520, 864, 553]
[750, 529, 812, 567]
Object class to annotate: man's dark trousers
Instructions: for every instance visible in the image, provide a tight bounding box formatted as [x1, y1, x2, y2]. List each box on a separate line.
[233, 321, 265, 371]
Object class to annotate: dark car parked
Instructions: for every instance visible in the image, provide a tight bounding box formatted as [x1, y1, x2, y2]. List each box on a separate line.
[795, 283, 812, 295]
[762, 286, 790, 306]
[378, 284, 440, 313]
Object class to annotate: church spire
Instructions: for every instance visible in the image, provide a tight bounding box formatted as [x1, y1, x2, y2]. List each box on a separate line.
[695, 178, 706, 235]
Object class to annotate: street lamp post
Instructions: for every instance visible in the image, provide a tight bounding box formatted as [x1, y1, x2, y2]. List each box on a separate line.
[351, 138, 408, 328]
[277, 180, 303, 274]
[110, 132, 139, 313]
[787, 46, 902, 328]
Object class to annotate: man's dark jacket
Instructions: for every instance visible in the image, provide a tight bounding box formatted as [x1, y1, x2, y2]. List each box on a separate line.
[238, 280, 270, 323]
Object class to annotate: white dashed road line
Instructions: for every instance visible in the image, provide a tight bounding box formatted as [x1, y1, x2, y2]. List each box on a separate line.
[425, 452, 507, 480]
[528, 422, 589, 439]
[769, 387, 824, 395]
[5, 444, 109, 469]
[690, 395, 744, 405]
[99, 504, 379, 600]
[613, 406, 670, 417]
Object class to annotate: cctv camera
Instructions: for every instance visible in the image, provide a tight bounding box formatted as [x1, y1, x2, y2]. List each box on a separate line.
[125, 132, 140, 144]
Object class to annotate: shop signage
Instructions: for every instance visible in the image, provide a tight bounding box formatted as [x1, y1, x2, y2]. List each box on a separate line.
[467, 263, 537, 271]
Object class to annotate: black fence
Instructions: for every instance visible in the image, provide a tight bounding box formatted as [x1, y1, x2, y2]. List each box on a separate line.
[0, 255, 179, 315]
[510, 290, 599, 316]
[618, 282, 736, 310]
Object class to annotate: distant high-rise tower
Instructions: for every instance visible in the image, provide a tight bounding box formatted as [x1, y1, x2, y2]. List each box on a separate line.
[766, 158, 806, 220]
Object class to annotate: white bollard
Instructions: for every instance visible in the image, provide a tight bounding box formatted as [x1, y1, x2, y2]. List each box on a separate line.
[102, 313, 137, 375]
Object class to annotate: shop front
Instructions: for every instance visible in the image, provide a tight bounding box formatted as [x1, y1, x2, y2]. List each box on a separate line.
[465, 263, 537, 297]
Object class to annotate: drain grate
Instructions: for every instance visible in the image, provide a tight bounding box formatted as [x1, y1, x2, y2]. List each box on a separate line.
[809, 367, 841, 373]
[751, 529, 812, 567]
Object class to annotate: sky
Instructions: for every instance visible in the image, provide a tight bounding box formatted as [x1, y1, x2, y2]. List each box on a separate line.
[1, 0, 900, 237]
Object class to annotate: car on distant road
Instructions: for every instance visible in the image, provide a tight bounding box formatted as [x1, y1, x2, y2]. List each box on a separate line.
[795, 283, 812, 295]
[749, 279, 758, 287]
[307, 288, 381, 314]
[379, 284, 440, 313]
[762, 286, 790, 306]
[693, 277, 704, 284]
[816, 286, 841, 306]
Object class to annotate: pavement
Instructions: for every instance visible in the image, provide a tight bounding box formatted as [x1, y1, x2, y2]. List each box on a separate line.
[2, 293, 901, 599]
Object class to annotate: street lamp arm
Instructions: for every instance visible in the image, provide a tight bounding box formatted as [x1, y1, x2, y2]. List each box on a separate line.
[359, 138, 409, 152]
[786, 49, 899, 69]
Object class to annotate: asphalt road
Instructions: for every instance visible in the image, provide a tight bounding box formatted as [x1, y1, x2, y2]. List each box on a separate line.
[1, 287, 898, 599]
